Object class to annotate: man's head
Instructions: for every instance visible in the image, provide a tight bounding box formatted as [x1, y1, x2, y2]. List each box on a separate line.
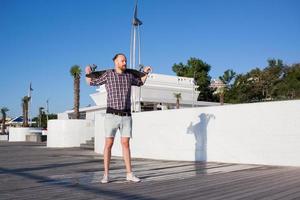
[113, 53, 127, 72]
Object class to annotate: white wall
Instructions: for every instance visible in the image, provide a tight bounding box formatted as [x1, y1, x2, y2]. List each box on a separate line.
[9, 127, 42, 142]
[57, 112, 69, 120]
[94, 100, 300, 166]
[47, 120, 94, 147]
[0, 135, 9, 141]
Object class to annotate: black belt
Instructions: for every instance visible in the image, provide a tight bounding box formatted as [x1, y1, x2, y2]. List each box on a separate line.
[106, 107, 131, 116]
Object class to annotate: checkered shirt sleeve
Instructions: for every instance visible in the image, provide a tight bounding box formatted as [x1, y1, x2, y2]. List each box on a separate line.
[131, 73, 144, 86]
[90, 71, 108, 86]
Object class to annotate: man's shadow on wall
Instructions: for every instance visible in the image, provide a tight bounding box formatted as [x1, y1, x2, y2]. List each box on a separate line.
[187, 113, 215, 174]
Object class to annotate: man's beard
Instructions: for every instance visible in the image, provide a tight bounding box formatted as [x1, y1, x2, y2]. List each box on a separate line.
[120, 65, 126, 71]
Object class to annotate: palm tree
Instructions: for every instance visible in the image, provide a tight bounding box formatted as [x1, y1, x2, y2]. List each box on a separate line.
[214, 87, 226, 105]
[173, 93, 182, 109]
[1, 107, 9, 134]
[70, 65, 81, 119]
[219, 69, 236, 87]
[22, 96, 31, 127]
[38, 107, 44, 127]
[218, 69, 236, 105]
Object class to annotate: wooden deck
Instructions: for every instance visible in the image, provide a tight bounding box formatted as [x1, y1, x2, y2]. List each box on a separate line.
[1, 141, 300, 200]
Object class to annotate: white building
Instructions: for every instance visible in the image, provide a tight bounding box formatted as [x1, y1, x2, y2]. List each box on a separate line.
[210, 79, 226, 89]
[58, 73, 220, 120]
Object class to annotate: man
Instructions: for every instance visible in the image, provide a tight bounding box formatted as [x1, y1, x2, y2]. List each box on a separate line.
[85, 53, 151, 183]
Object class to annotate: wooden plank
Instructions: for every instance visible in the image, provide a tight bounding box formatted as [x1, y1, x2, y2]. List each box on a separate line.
[1, 141, 300, 200]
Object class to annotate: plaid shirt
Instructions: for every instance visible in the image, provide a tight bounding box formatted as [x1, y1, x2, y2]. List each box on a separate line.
[90, 69, 144, 111]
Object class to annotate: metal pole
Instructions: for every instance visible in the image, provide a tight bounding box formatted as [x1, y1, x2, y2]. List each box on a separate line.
[130, 26, 134, 111]
[192, 71, 195, 107]
[137, 24, 142, 112]
[39, 109, 42, 127]
[46, 99, 49, 122]
[28, 100, 31, 126]
[133, 27, 136, 69]
[130, 26, 133, 69]
[138, 25, 141, 67]
[132, 26, 137, 111]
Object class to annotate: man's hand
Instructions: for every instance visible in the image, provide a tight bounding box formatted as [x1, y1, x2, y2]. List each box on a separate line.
[85, 65, 92, 74]
[141, 66, 152, 84]
[143, 66, 152, 74]
[85, 65, 92, 85]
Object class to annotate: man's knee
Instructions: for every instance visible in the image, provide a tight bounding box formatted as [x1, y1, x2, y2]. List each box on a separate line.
[121, 138, 130, 149]
[105, 138, 114, 149]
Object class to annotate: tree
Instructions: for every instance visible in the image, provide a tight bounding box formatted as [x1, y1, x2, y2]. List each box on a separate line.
[32, 113, 57, 128]
[173, 93, 181, 109]
[276, 63, 300, 99]
[38, 107, 45, 127]
[22, 96, 31, 127]
[1, 107, 9, 134]
[247, 68, 265, 101]
[217, 69, 236, 104]
[70, 65, 81, 119]
[224, 69, 263, 103]
[261, 59, 285, 99]
[47, 113, 58, 120]
[224, 59, 300, 103]
[213, 87, 226, 105]
[173, 58, 215, 101]
[226, 74, 246, 103]
[219, 69, 236, 87]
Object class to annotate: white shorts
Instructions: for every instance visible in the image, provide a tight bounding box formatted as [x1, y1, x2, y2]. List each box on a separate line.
[104, 113, 132, 138]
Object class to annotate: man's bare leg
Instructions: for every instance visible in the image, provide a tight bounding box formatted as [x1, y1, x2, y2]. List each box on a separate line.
[121, 137, 132, 173]
[103, 137, 115, 176]
[121, 137, 141, 182]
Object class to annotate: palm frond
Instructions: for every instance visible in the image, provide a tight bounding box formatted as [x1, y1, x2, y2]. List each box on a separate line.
[70, 65, 82, 77]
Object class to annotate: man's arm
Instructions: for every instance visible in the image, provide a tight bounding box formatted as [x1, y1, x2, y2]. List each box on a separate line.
[85, 66, 93, 85]
[141, 66, 152, 84]
[85, 65, 107, 86]
[131, 66, 152, 86]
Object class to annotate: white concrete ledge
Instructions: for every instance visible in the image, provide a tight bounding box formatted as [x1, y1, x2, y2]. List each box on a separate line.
[47, 119, 94, 148]
[26, 134, 41, 142]
[95, 100, 300, 166]
[9, 127, 42, 142]
[0, 135, 8, 141]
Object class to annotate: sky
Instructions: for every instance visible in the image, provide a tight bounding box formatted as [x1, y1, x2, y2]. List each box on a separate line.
[0, 0, 299, 118]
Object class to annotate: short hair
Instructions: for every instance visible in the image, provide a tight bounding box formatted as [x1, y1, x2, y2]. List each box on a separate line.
[112, 53, 126, 61]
